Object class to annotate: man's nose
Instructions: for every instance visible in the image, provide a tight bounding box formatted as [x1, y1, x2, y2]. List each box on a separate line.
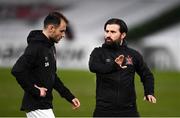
[106, 32, 111, 37]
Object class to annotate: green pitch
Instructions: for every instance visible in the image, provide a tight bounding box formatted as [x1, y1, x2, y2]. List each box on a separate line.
[0, 68, 180, 117]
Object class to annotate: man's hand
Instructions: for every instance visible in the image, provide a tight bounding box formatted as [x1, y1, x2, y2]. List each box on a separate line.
[115, 55, 127, 69]
[34, 84, 48, 97]
[72, 98, 80, 110]
[144, 95, 156, 103]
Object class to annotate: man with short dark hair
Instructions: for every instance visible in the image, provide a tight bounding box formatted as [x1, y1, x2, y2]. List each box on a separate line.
[11, 11, 80, 118]
[89, 18, 156, 117]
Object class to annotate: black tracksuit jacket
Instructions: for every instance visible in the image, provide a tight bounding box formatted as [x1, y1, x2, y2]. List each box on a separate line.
[89, 41, 154, 116]
[11, 30, 75, 111]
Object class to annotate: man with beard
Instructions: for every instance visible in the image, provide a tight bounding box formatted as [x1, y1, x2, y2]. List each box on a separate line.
[11, 11, 80, 118]
[89, 18, 156, 117]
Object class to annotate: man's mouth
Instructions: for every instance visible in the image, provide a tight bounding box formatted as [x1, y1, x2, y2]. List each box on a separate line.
[105, 37, 113, 43]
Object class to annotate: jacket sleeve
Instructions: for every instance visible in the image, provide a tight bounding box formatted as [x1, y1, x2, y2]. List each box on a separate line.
[53, 73, 75, 103]
[135, 51, 154, 96]
[89, 48, 119, 74]
[11, 43, 40, 97]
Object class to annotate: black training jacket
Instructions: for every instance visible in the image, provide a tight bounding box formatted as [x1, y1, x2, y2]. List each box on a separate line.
[89, 41, 154, 111]
[11, 30, 75, 111]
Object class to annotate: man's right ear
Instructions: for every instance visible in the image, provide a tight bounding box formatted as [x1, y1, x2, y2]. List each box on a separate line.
[48, 24, 55, 33]
[120, 32, 126, 40]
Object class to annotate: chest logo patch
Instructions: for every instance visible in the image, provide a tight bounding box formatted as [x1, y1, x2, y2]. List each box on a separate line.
[44, 56, 49, 67]
[45, 56, 48, 61]
[106, 58, 111, 62]
[45, 62, 49, 67]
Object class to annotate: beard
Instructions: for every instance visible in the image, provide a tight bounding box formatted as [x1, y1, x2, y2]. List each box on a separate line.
[105, 37, 120, 46]
[50, 36, 61, 43]
[105, 37, 113, 44]
[49, 37, 58, 44]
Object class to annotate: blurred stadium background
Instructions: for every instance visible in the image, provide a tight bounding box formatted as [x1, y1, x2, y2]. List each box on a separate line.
[0, 0, 180, 117]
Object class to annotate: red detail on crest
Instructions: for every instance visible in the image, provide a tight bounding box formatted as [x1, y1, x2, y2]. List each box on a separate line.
[126, 55, 133, 65]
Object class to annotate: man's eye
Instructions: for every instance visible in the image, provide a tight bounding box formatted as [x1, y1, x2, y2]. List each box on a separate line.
[111, 31, 116, 33]
[60, 30, 65, 33]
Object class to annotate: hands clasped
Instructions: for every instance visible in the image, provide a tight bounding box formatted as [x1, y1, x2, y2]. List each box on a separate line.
[115, 55, 127, 69]
[34, 84, 48, 97]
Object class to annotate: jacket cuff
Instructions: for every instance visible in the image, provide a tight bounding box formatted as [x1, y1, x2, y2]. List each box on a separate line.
[65, 94, 75, 103]
[144, 91, 154, 96]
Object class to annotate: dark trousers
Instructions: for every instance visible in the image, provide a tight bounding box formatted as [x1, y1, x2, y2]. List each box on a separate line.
[93, 110, 139, 117]
[93, 104, 139, 117]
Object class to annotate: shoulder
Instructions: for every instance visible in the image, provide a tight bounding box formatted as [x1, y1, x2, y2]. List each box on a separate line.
[91, 46, 103, 52]
[24, 42, 43, 55]
[28, 41, 44, 47]
[90, 46, 104, 56]
[28, 41, 47, 50]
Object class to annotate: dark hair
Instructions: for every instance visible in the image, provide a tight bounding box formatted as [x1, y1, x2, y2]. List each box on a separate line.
[104, 18, 128, 33]
[44, 11, 68, 28]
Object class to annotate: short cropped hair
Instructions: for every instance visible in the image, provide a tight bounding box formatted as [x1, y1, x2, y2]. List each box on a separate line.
[104, 18, 128, 33]
[44, 11, 68, 28]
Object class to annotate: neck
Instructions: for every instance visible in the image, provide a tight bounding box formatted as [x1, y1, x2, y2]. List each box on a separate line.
[42, 29, 50, 40]
[120, 39, 123, 45]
